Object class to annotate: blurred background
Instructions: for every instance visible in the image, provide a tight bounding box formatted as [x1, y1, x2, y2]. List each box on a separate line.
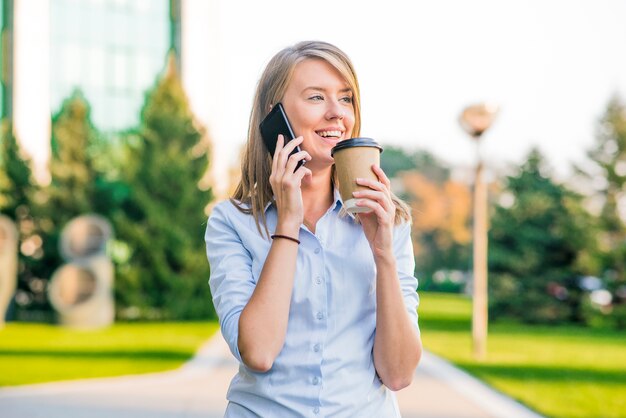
[2, 0, 625, 329]
[1, 1, 625, 417]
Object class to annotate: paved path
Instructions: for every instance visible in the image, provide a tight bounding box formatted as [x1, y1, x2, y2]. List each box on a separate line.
[0, 334, 543, 418]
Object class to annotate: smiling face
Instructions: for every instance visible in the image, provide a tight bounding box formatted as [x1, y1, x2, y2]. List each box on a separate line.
[281, 58, 355, 168]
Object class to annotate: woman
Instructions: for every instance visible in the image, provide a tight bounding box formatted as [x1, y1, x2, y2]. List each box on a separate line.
[205, 40, 422, 417]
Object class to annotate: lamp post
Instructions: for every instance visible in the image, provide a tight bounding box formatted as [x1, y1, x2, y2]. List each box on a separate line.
[459, 103, 498, 360]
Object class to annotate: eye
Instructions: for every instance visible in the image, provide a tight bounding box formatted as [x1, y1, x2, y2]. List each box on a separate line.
[309, 95, 324, 101]
[340, 96, 353, 104]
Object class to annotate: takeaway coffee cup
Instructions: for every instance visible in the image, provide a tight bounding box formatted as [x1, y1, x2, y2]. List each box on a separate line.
[331, 137, 383, 214]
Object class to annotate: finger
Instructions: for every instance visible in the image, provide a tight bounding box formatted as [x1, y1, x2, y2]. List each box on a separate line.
[272, 135, 285, 174]
[294, 166, 313, 182]
[356, 177, 387, 193]
[280, 135, 304, 155]
[355, 198, 388, 220]
[285, 150, 311, 174]
[372, 164, 392, 188]
[352, 190, 393, 211]
[277, 136, 304, 172]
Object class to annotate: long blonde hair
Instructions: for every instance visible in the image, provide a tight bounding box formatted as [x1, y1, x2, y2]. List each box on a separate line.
[231, 41, 410, 237]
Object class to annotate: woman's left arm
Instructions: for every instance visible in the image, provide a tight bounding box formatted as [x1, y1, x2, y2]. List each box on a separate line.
[353, 165, 423, 391]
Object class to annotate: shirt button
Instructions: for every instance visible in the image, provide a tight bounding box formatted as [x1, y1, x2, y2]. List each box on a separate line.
[312, 377, 320, 385]
[313, 344, 321, 352]
[316, 312, 324, 320]
[314, 247, 321, 254]
[314, 406, 320, 414]
[315, 276, 322, 284]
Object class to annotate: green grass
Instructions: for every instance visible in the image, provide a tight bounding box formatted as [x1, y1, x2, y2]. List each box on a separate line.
[0, 322, 218, 387]
[419, 291, 626, 418]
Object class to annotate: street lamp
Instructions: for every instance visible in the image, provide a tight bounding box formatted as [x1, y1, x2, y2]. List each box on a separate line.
[459, 103, 498, 360]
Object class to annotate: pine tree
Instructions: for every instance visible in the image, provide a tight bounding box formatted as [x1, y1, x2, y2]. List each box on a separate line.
[113, 55, 214, 320]
[0, 120, 34, 216]
[21, 91, 108, 319]
[0, 120, 43, 319]
[579, 96, 626, 327]
[47, 90, 100, 218]
[489, 149, 597, 323]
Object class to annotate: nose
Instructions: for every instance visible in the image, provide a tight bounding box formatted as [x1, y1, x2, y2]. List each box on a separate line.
[325, 100, 345, 120]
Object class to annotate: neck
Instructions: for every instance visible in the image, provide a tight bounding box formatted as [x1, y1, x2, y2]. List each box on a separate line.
[301, 165, 334, 216]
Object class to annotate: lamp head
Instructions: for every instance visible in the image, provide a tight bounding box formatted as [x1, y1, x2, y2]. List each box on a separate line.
[459, 103, 499, 139]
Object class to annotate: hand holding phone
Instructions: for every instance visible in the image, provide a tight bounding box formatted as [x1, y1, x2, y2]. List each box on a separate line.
[259, 103, 306, 171]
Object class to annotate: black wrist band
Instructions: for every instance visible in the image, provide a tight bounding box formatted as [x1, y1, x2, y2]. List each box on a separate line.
[271, 234, 301, 245]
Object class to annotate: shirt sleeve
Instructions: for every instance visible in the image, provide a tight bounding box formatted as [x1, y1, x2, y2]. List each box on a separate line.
[393, 221, 420, 335]
[205, 203, 256, 362]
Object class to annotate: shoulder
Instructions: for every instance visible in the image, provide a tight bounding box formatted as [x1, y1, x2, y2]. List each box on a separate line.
[207, 199, 267, 241]
[209, 199, 252, 222]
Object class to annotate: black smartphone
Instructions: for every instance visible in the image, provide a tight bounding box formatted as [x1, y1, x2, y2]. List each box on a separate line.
[259, 103, 305, 171]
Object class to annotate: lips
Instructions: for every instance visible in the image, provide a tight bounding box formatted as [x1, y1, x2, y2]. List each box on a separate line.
[316, 132, 342, 146]
[315, 129, 344, 147]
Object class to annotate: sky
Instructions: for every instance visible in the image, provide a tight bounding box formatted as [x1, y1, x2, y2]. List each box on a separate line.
[200, 0, 626, 185]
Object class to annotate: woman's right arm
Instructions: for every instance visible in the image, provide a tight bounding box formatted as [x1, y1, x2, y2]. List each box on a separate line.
[207, 138, 309, 372]
[236, 135, 311, 372]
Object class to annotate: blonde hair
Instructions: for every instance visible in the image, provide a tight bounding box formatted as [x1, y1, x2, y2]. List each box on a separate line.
[231, 41, 410, 237]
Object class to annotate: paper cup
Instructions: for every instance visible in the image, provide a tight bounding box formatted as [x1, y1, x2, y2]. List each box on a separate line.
[331, 137, 383, 214]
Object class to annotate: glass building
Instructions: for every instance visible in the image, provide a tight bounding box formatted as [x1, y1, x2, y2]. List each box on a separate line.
[4, 0, 224, 192]
[50, 0, 172, 132]
[4, 0, 182, 182]
[50, 0, 173, 131]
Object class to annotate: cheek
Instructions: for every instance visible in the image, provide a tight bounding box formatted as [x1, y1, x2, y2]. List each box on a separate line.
[346, 114, 356, 136]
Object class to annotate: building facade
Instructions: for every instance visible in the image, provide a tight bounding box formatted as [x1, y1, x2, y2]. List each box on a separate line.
[1, 0, 226, 195]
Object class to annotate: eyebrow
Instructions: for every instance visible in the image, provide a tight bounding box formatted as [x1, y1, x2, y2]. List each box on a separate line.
[304, 87, 353, 94]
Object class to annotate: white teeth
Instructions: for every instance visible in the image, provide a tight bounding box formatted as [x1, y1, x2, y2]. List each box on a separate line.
[317, 130, 342, 138]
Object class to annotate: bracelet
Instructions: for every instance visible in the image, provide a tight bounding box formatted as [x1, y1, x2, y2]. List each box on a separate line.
[271, 234, 301, 245]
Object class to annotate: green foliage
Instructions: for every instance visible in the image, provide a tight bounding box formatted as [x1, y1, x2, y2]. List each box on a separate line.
[0, 121, 46, 319]
[581, 95, 626, 328]
[112, 61, 214, 320]
[489, 149, 598, 323]
[383, 145, 471, 291]
[48, 91, 101, 216]
[13, 91, 110, 319]
[0, 120, 34, 215]
[381, 145, 450, 183]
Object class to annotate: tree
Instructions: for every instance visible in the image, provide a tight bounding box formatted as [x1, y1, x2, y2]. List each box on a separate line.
[489, 149, 597, 323]
[381, 145, 472, 291]
[577, 95, 626, 327]
[47, 90, 101, 218]
[0, 121, 42, 319]
[13, 91, 109, 319]
[381, 145, 450, 182]
[0, 120, 34, 216]
[112, 56, 214, 320]
[402, 171, 472, 290]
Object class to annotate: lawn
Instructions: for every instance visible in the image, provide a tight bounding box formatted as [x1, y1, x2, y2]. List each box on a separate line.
[0, 321, 218, 387]
[419, 291, 626, 418]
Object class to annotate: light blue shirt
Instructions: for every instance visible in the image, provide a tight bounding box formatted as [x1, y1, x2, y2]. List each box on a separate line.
[205, 189, 419, 417]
